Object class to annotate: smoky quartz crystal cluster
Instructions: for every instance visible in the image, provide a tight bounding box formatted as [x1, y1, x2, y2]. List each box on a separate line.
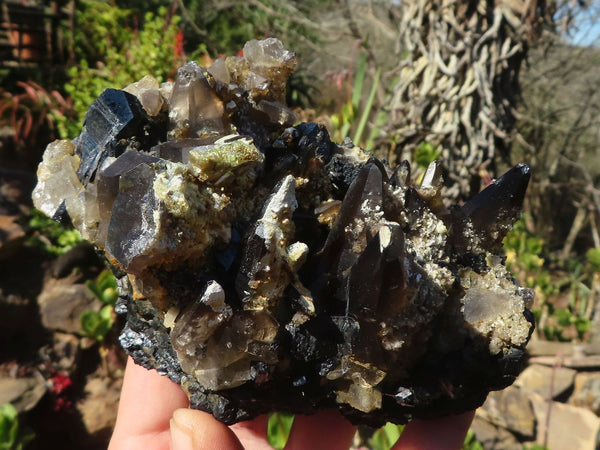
[33, 38, 534, 426]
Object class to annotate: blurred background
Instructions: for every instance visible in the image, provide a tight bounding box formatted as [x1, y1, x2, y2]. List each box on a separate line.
[1, 0, 599, 448]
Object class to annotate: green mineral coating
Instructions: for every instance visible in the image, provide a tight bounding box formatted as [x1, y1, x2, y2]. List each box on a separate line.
[154, 162, 220, 218]
[189, 140, 264, 183]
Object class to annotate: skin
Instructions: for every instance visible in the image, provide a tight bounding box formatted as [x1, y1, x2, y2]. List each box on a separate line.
[110, 358, 475, 450]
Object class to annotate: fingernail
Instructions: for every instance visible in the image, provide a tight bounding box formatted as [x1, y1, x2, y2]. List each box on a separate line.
[170, 409, 194, 450]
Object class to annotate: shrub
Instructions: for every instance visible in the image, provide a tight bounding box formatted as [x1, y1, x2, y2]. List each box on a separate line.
[64, 2, 198, 137]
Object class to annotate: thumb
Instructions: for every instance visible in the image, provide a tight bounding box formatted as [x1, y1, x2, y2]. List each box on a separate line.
[170, 408, 244, 450]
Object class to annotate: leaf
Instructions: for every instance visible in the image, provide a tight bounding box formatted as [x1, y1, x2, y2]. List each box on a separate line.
[0, 403, 18, 447]
[99, 304, 113, 321]
[10, 97, 19, 130]
[586, 248, 600, 272]
[87, 270, 118, 305]
[98, 270, 118, 290]
[366, 109, 388, 150]
[462, 429, 483, 450]
[353, 68, 380, 146]
[17, 81, 39, 104]
[414, 142, 440, 170]
[80, 304, 114, 342]
[543, 325, 560, 341]
[554, 308, 573, 327]
[267, 413, 294, 449]
[101, 287, 118, 305]
[352, 52, 367, 109]
[22, 110, 33, 140]
[368, 423, 404, 450]
[81, 310, 101, 336]
[575, 317, 591, 337]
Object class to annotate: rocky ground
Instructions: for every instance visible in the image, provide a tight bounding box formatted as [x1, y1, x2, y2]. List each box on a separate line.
[473, 338, 600, 449]
[2, 167, 600, 449]
[0, 168, 125, 449]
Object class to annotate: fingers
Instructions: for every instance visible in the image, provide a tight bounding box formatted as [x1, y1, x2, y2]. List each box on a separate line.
[393, 410, 475, 450]
[285, 410, 357, 450]
[110, 356, 473, 450]
[109, 357, 189, 450]
[170, 408, 244, 450]
[230, 415, 272, 449]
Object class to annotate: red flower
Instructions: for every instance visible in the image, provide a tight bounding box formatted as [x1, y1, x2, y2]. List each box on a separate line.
[50, 373, 73, 412]
[53, 396, 73, 413]
[50, 374, 72, 395]
[174, 29, 185, 58]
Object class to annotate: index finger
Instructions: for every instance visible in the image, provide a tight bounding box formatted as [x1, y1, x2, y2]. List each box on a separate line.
[109, 357, 189, 449]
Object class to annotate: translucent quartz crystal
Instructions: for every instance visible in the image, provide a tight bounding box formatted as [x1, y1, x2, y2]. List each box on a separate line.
[207, 58, 230, 84]
[241, 38, 297, 102]
[253, 100, 297, 127]
[32, 38, 535, 427]
[172, 281, 279, 390]
[124, 75, 164, 116]
[32, 140, 83, 220]
[169, 62, 230, 140]
[209, 39, 296, 122]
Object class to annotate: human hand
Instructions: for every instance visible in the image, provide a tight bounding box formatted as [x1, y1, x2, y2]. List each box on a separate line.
[109, 358, 474, 450]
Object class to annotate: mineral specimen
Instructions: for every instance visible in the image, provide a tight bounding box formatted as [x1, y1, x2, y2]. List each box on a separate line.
[32, 38, 534, 427]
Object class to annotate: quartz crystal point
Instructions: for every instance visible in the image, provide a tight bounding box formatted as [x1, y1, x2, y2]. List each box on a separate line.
[32, 38, 535, 427]
[169, 61, 230, 139]
[461, 163, 531, 250]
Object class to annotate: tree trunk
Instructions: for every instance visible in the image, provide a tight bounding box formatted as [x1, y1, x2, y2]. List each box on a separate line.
[385, 0, 549, 202]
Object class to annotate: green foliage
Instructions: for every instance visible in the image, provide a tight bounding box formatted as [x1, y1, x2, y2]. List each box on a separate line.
[363, 423, 484, 450]
[586, 247, 600, 272]
[368, 423, 404, 450]
[71, 1, 130, 64]
[25, 209, 83, 255]
[176, 0, 324, 59]
[64, 2, 197, 138]
[85, 269, 118, 306]
[330, 52, 382, 147]
[185, 0, 258, 54]
[542, 303, 591, 341]
[365, 109, 389, 152]
[81, 270, 118, 342]
[267, 412, 294, 449]
[331, 53, 365, 141]
[546, 254, 597, 341]
[0, 403, 34, 450]
[504, 217, 596, 342]
[414, 142, 441, 171]
[462, 429, 484, 450]
[503, 217, 556, 300]
[80, 305, 115, 343]
[354, 68, 381, 146]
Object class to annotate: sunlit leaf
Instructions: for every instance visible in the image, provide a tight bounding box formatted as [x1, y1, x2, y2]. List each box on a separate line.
[267, 413, 294, 449]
